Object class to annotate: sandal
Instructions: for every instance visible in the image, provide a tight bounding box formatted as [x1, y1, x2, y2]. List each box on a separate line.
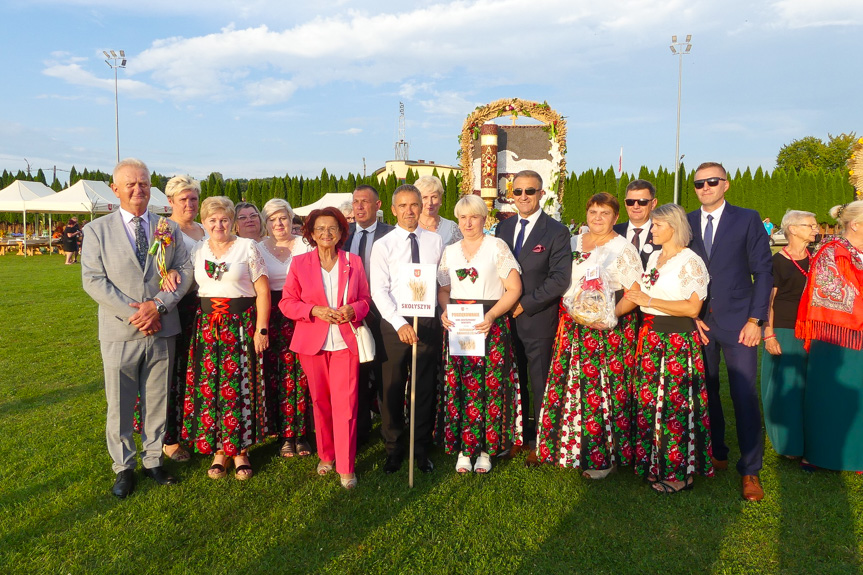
[296, 437, 312, 457]
[800, 460, 818, 473]
[234, 453, 253, 481]
[317, 460, 334, 475]
[280, 439, 297, 458]
[474, 452, 492, 474]
[455, 453, 472, 474]
[207, 451, 230, 479]
[652, 476, 694, 494]
[582, 465, 616, 480]
[163, 443, 191, 462]
[340, 474, 358, 489]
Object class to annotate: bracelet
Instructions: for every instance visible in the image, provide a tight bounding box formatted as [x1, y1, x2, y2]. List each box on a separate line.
[647, 297, 653, 307]
[763, 334, 777, 341]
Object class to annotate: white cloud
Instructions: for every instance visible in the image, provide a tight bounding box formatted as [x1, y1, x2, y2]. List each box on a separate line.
[771, 0, 863, 28]
[42, 55, 163, 101]
[246, 78, 297, 106]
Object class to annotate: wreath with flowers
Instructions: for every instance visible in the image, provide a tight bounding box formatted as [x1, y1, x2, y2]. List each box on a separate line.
[458, 98, 567, 206]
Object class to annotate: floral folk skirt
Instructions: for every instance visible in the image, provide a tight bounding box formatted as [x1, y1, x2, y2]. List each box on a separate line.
[436, 315, 523, 457]
[631, 328, 714, 481]
[263, 303, 311, 440]
[181, 298, 268, 456]
[536, 310, 637, 470]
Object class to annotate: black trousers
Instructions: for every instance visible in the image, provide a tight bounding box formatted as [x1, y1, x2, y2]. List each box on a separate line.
[511, 322, 555, 444]
[378, 316, 440, 457]
[356, 305, 385, 446]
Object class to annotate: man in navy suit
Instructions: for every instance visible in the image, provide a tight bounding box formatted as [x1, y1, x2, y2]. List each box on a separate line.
[345, 185, 393, 447]
[686, 162, 772, 501]
[613, 179, 660, 269]
[495, 170, 572, 465]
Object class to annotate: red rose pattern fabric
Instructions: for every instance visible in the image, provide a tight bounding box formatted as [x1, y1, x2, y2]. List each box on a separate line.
[182, 305, 269, 456]
[262, 305, 311, 439]
[436, 316, 523, 457]
[632, 329, 714, 481]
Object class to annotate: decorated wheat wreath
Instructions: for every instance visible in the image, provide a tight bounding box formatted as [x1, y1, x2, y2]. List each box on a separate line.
[848, 137, 863, 200]
[458, 98, 567, 201]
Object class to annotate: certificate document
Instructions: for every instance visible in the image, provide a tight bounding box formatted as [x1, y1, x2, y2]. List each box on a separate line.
[447, 303, 485, 357]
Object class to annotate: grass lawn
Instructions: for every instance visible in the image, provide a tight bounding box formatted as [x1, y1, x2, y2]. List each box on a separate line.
[1, 254, 861, 574]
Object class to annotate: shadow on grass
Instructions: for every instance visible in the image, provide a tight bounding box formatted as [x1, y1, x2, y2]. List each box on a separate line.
[0, 381, 97, 418]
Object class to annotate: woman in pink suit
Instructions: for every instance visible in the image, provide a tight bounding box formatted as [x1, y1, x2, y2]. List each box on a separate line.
[280, 206, 371, 489]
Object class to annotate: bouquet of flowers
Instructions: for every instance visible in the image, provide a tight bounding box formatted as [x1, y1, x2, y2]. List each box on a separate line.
[148, 217, 174, 289]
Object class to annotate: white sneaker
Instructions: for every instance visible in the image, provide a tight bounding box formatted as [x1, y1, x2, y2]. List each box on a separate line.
[474, 452, 492, 474]
[456, 453, 472, 474]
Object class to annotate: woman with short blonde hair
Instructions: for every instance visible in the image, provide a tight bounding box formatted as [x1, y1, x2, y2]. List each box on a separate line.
[416, 175, 462, 245]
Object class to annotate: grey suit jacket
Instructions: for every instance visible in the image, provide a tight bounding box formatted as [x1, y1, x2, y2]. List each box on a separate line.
[82, 211, 193, 342]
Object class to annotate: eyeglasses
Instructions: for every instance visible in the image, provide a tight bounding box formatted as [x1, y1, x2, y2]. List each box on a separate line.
[313, 226, 340, 234]
[625, 199, 652, 207]
[513, 188, 540, 196]
[794, 223, 820, 230]
[694, 177, 727, 189]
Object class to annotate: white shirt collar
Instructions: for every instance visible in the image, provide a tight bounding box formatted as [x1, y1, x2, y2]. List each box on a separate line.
[356, 221, 377, 234]
[701, 200, 726, 222]
[119, 208, 150, 225]
[516, 208, 542, 225]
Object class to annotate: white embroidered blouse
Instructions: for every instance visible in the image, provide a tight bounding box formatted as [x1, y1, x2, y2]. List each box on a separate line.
[257, 237, 313, 289]
[438, 236, 521, 300]
[193, 237, 268, 298]
[639, 248, 709, 316]
[563, 234, 642, 299]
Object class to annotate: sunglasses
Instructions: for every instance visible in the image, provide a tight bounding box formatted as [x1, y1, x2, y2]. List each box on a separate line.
[694, 177, 727, 189]
[513, 188, 540, 196]
[625, 199, 652, 207]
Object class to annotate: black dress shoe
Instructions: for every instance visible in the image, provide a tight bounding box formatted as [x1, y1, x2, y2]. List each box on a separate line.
[112, 469, 136, 498]
[417, 457, 435, 474]
[384, 453, 403, 474]
[143, 466, 178, 486]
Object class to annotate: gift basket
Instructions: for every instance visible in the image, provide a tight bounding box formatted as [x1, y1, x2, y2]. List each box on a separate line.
[562, 246, 618, 330]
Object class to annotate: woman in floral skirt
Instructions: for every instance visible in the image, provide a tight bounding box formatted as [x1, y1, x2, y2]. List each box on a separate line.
[536, 193, 641, 478]
[182, 196, 271, 480]
[623, 203, 713, 493]
[437, 194, 523, 474]
[258, 198, 313, 458]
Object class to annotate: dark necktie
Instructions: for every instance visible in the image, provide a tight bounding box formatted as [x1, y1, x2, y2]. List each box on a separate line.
[408, 232, 420, 264]
[357, 229, 369, 270]
[632, 228, 642, 251]
[132, 216, 148, 269]
[704, 214, 714, 258]
[514, 218, 529, 258]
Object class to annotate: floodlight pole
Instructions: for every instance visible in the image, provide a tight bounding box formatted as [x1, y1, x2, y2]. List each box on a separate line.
[104, 50, 127, 164]
[670, 35, 692, 205]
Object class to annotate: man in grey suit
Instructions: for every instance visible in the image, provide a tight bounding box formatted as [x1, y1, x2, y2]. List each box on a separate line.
[344, 184, 393, 446]
[82, 158, 193, 498]
[495, 170, 572, 465]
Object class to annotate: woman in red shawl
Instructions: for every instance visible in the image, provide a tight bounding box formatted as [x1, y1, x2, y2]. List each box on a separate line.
[797, 200, 863, 471]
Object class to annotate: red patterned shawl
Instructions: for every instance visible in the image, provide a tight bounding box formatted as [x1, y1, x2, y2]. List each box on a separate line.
[796, 237, 863, 351]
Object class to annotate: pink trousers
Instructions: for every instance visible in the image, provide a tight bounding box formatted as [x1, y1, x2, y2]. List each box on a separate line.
[297, 349, 359, 474]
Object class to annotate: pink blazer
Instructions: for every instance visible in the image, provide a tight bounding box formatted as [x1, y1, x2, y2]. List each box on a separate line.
[279, 249, 371, 356]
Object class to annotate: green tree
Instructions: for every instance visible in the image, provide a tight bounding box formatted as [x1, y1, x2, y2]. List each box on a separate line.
[776, 133, 857, 173]
[35, 169, 47, 185]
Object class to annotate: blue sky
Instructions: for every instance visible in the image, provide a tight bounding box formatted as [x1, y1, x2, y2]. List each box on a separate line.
[0, 0, 861, 184]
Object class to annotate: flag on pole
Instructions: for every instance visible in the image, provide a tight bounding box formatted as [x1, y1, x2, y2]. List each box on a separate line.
[618, 147, 623, 174]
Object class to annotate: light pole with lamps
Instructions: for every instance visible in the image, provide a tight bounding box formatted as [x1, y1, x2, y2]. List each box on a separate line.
[103, 50, 126, 164]
[670, 35, 692, 205]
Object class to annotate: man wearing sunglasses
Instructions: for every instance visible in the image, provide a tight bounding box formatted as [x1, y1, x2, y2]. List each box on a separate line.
[613, 179, 659, 269]
[686, 162, 773, 502]
[495, 170, 572, 465]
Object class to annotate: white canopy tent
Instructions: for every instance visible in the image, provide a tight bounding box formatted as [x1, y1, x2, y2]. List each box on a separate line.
[292, 192, 354, 216]
[0, 180, 56, 255]
[26, 180, 172, 216]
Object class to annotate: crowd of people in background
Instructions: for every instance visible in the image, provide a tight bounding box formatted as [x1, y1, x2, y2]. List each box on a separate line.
[80, 157, 863, 501]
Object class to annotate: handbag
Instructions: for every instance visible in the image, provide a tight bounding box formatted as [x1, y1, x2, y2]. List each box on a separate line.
[343, 273, 375, 363]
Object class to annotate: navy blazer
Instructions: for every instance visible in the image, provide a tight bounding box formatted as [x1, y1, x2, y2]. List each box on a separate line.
[346, 221, 394, 253]
[613, 221, 659, 269]
[495, 211, 572, 339]
[686, 203, 773, 333]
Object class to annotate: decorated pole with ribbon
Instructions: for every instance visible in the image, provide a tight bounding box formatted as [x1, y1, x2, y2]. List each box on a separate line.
[480, 123, 499, 217]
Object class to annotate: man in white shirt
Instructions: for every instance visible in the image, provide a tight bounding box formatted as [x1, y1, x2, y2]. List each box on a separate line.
[613, 179, 659, 269]
[344, 185, 393, 447]
[369, 184, 443, 474]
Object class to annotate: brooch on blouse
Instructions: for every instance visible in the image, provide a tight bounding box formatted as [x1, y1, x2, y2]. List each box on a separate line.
[205, 260, 229, 281]
[455, 267, 479, 283]
[572, 251, 591, 265]
[642, 267, 659, 290]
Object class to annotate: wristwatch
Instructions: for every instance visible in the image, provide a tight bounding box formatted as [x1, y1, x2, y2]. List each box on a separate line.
[151, 297, 168, 315]
[258, 328, 268, 336]
[747, 317, 764, 327]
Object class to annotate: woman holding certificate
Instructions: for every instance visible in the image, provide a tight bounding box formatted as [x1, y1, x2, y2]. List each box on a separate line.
[437, 194, 523, 474]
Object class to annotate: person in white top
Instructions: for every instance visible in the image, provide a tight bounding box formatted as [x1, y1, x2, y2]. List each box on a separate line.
[259, 198, 314, 459]
[624, 203, 712, 494]
[437, 194, 523, 474]
[535, 193, 642, 478]
[183, 196, 270, 481]
[369, 184, 443, 474]
[416, 175, 462, 246]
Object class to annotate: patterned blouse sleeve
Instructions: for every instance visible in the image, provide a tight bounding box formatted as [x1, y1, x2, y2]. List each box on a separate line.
[494, 237, 522, 279]
[437, 245, 451, 287]
[613, 242, 643, 289]
[679, 251, 709, 300]
[248, 241, 268, 282]
[451, 221, 463, 243]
